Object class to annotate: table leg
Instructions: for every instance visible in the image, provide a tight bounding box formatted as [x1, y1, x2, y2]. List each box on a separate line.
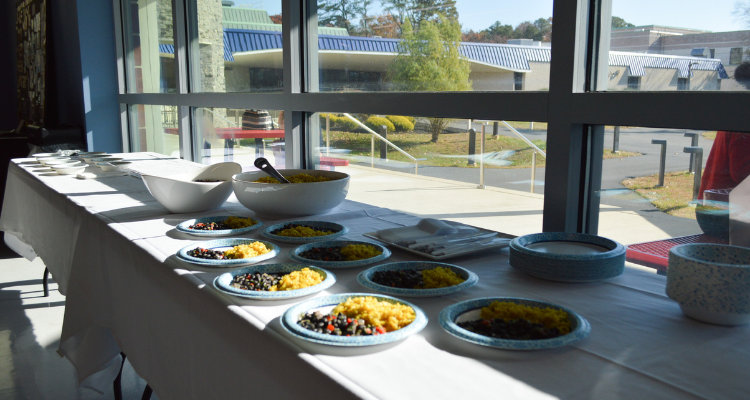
[255, 138, 264, 157]
[42, 267, 49, 297]
[114, 352, 127, 400]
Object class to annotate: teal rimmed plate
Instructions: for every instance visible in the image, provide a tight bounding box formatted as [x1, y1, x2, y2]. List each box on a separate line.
[357, 261, 478, 297]
[260, 221, 348, 243]
[213, 263, 335, 300]
[176, 216, 263, 237]
[177, 238, 279, 266]
[289, 240, 390, 269]
[281, 293, 427, 346]
[439, 297, 590, 350]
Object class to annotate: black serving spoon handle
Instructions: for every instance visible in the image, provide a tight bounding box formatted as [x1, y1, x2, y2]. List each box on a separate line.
[254, 157, 291, 184]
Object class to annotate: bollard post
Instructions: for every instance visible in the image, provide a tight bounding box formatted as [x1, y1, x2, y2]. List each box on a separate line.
[613, 126, 621, 153]
[651, 139, 667, 187]
[325, 114, 330, 156]
[529, 121, 534, 130]
[478, 125, 486, 189]
[684, 132, 700, 173]
[468, 128, 476, 166]
[493, 121, 499, 139]
[684, 146, 703, 201]
[467, 119, 472, 131]
[371, 136, 374, 167]
[380, 126, 388, 160]
[531, 152, 537, 193]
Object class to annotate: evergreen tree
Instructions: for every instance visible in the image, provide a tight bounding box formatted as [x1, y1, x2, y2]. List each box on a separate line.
[611, 16, 635, 29]
[318, 0, 365, 32]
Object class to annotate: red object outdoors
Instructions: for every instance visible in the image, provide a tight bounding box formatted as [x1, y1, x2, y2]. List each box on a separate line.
[164, 127, 284, 139]
[698, 131, 750, 200]
[626, 234, 729, 272]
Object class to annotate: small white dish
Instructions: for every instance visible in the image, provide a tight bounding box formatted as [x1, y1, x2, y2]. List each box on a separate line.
[91, 157, 123, 167]
[37, 156, 71, 166]
[81, 153, 110, 163]
[52, 163, 88, 175]
[45, 159, 83, 167]
[34, 152, 63, 159]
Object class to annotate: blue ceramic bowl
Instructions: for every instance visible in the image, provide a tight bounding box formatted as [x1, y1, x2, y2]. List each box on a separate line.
[281, 293, 427, 346]
[509, 232, 625, 282]
[667, 244, 750, 325]
[260, 221, 348, 243]
[439, 297, 591, 350]
[176, 216, 263, 237]
[177, 238, 279, 266]
[213, 264, 335, 300]
[289, 240, 391, 269]
[357, 261, 478, 297]
[695, 208, 729, 240]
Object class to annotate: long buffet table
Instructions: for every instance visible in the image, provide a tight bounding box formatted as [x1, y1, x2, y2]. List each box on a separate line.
[1, 153, 748, 400]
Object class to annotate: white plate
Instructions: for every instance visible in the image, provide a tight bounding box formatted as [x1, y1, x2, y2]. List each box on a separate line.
[363, 231, 514, 260]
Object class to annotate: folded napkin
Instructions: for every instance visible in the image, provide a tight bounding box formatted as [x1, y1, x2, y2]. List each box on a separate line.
[377, 218, 478, 244]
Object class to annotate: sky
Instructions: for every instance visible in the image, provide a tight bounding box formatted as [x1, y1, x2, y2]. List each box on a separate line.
[231, 0, 748, 33]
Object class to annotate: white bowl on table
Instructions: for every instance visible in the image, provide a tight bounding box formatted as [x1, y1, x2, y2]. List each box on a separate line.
[141, 162, 242, 214]
[232, 169, 349, 218]
[45, 159, 83, 168]
[667, 244, 750, 326]
[91, 157, 123, 167]
[51, 163, 88, 175]
[98, 161, 132, 172]
[81, 153, 109, 163]
[37, 156, 71, 166]
[34, 152, 63, 159]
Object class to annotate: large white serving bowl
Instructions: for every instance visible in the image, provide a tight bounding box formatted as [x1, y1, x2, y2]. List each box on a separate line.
[232, 169, 349, 217]
[141, 162, 242, 214]
[667, 244, 750, 326]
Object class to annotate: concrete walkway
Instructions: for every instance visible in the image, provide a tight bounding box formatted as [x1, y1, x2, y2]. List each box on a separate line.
[340, 164, 701, 246]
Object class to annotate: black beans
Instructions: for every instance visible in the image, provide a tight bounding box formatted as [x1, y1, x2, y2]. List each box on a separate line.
[188, 221, 230, 230]
[187, 247, 225, 259]
[457, 318, 562, 340]
[193, 179, 223, 182]
[371, 270, 424, 289]
[297, 311, 384, 336]
[230, 272, 281, 291]
[298, 247, 346, 262]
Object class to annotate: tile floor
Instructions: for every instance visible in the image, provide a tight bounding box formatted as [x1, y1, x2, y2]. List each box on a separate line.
[0, 242, 157, 400]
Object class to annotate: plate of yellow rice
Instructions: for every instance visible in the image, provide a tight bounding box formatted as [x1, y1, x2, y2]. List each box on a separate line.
[213, 264, 335, 300]
[177, 238, 279, 266]
[439, 297, 590, 350]
[260, 220, 348, 243]
[358, 261, 478, 297]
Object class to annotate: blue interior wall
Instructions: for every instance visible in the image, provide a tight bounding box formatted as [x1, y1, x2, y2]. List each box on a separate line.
[77, 0, 122, 152]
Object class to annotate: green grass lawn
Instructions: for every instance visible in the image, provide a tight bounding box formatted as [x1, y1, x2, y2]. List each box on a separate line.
[327, 130, 639, 169]
[622, 171, 698, 219]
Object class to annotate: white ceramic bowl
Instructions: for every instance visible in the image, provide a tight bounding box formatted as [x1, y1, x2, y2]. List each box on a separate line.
[667, 244, 750, 325]
[232, 169, 350, 218]
[91, 157, 123, 166]
[34, 152, 63, 159]
[82, 154, 112, 163]
[77, 151, 106, 158]
[99, 161, 132, 172]
[45, 159, 83, 167]
[52, 163, 88, 175]
[37, 156, 71, 165]
[141, 162, 242, 214]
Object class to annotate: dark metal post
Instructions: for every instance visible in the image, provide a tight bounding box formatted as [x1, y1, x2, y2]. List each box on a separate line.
[492, 121, 499, 138]
[612, 126, 620, 153]
[652, 139, 667, 187]
[684, 146, 704, 201]
[684, 132, 700, 173]
[379, 125, 387, 160]
[468, 128, 476, 166]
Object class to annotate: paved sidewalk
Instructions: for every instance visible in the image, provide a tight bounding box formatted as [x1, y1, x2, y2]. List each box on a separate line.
[340, 164, 701, 246]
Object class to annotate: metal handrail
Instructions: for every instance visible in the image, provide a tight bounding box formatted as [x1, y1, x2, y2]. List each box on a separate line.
[203, 108, 240, 128]
[500, 121, 546, 157]
[340, 113, 420, 174]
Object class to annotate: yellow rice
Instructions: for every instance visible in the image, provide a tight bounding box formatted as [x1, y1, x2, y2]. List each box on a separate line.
[271, 268, 323, 291]
[332, 296, 415, 332]
[480, 301, 571, 334]
[223, 216, 257, 229]
[224, 242, 270, 259]
[340, 244, 382, 261]
[254, 173, 332, 184]
[421, 267, 465, 289]
[275, 225, 335, 237]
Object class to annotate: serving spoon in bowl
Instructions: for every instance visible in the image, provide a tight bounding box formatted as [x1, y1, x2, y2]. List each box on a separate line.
[254, 157, 291, 184]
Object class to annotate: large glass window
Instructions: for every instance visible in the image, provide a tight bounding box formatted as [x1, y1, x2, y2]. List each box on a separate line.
[194, 107, 284, 169]
[605, 1, 750, 91]
[313, 0, 553, 92]
[128, 104, 180, 156]
[188, 0, 283, 93]
[122, 0, 177, 93]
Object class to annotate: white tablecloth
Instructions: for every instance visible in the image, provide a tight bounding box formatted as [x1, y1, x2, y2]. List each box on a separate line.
[2, 153, 749, 400]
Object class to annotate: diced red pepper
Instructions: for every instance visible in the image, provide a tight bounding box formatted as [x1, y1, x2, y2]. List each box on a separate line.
[327, 324, 335, 332]
[347, 318, 352, 323]
[375, 326, 386, 334]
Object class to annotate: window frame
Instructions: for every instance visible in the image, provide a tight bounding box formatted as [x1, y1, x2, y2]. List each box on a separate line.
[112, 0, 750, 234]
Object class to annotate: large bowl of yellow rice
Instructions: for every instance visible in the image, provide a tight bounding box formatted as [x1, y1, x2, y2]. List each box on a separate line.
[232, 169, 349, 217]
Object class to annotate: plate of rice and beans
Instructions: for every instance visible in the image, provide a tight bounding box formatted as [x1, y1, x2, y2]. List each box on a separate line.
[358, 261, 478, 297]
[439, 297, 590, 350]
[289, 240, 391, 269]
[281, 293, 427, 346]
[177, 216, 263, 237]
[213, 264, 335, 300]
[177, 238, 279, 266]
[260, 221, 349, 243]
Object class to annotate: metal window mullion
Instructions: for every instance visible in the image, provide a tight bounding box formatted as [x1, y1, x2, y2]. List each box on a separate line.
[172, 0, 191, 160]
[112, 0, 126, 95]
[284, 0, 307, 169]
[178, 106, 193, 161]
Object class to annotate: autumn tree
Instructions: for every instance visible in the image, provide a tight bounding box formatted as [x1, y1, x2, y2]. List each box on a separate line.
[387, 15, 471, 142]
[318, 0, 365, 31]
[383, 0, 458, 35]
